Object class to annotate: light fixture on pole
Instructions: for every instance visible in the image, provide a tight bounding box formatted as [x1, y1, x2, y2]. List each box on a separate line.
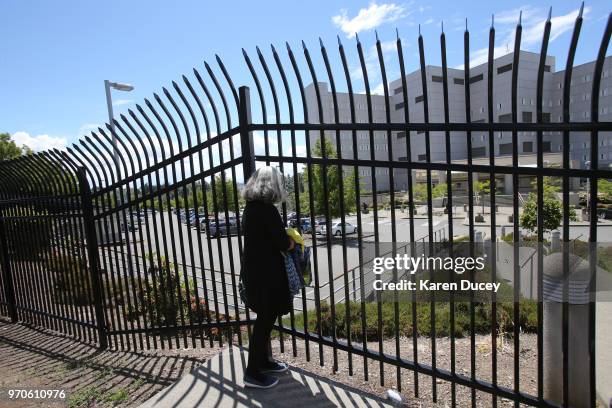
[104, 80, 134, 178]
[104, 80, 134, 237]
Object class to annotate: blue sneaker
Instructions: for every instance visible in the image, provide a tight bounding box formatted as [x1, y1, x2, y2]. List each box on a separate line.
[261, 361, 289, 374]
[243, 373, 279, 389]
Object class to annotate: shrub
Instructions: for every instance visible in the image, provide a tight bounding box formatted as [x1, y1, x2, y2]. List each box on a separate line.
[5, 210, 52, 260]
[284, 299, 538, 342]
[125, 255, 221, 337]
[48, 252, 94, 306]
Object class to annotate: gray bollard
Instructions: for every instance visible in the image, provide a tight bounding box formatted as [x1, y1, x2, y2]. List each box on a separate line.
[475, 231, 484, 255]
[543, 252, 591, 407]
[551, 230, 561, 252]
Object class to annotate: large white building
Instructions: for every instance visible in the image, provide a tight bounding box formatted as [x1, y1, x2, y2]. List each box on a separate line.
[306, 51, 612, 194]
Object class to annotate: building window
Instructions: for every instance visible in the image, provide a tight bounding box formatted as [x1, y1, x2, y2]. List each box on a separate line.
[498, 103, 502, 110]
[432, 75, 443, 83]
[397, 131, 406, 139]
[417, 130, 425, 134]
[472, 146, 486, 157]
[393, 87, 403, 95]
[470, 73, 484, 84]
[544, 65, 551, 72]
[523, 141, 533, 153]
[497, 63, 513, 74]
[398, 156, 408, 161]
[499, 143, 512, 155]
[395, 102, 405, 110]
[499, 113, 512, 123]
[522, 111, 533, 123]
[542, 141, 551, 152]
[415, 95, 424, 103]
[453, 78, 464, 85]
[418, 154, 427, 161]
[542, 112, 551, 123]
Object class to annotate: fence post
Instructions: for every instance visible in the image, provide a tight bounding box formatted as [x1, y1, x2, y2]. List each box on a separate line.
[76, 167, 108, 349]
[239, 86, 255, 179]
[0, 216, 18, 323]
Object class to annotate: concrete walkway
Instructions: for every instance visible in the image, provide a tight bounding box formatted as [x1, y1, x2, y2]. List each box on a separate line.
[140, 346, 394, 408]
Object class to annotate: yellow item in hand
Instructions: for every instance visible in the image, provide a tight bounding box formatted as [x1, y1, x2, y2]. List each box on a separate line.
[286, 227, 304, 250]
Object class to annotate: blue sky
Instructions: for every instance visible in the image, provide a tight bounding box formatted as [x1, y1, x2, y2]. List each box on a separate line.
[1, 0, 610, 152]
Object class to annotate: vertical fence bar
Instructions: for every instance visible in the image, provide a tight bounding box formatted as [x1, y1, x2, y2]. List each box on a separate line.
[396, 30, 419, 397]
[486, 17, 498, 407]
[440, 24, 456, 406]
[589, 13, 611, 408]
[76, 167, 108, 349]
[239, 86, 255, 180]
[463, 19, 477, 408]
[0, 215, 18, 323]
[417, 28, 437, 401]
[510, 14, 522, 408]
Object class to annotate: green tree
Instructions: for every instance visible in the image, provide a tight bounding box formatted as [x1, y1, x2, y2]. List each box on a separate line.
[520, 177, 576, 234]
[302, 137, 357, 217]
[474, 179, 491, 214]
[598, 179, 612, 203]
[0, 132, 31, 160]
[212, 174, 239, 213]
[413, 183, 428, 202]
[432, 183, 447, 199]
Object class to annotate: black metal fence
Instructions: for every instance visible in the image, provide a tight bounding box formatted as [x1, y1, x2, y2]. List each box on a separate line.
[1, 7, 611, 407]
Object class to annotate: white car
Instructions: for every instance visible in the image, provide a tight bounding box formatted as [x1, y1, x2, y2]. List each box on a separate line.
[321, 221, 358, 236]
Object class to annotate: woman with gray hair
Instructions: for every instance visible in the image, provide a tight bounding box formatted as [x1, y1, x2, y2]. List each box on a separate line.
[241, 166, 294, 389]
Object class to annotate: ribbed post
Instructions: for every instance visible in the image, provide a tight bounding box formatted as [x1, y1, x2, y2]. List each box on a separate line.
[76, 167, 108, 349]
[239, 86, 255, 180]
[0, 215, 18, 323]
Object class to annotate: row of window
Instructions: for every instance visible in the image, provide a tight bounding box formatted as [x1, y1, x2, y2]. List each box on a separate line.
[358, 168, 391, 176]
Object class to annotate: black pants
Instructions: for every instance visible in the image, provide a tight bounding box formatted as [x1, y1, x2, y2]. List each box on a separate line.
[246, 307, 277, 376]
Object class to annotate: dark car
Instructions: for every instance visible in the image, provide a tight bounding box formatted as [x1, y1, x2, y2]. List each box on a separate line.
[207, 219, 239, 237]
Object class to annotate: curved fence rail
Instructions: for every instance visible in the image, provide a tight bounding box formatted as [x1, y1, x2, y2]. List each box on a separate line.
[1, 6, 611, 406]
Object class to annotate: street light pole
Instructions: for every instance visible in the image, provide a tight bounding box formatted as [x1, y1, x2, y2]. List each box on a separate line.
[104, 80, 134, 179]
[104, 80, 134, 238]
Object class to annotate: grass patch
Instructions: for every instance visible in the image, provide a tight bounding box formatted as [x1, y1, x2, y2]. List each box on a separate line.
[279, 299, 537, 341]
[104, 388, 129, 406]
[63, 360, 84, 371]
[68, 386, 102, 408]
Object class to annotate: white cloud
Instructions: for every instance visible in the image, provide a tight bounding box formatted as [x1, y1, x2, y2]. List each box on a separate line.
[78, 123, 101, 136]
[459, 5, 590, 68]
[371, 82, 386, 95]
[112, 99, 133, 106]
[423, 17, 434, 25]
[332, 3, 408, 38]
[11, 131, 67, 152]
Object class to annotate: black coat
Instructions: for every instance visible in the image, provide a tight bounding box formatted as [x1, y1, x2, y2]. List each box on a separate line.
[241, 200, 291, 315]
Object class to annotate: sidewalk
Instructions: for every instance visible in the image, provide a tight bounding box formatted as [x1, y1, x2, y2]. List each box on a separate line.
[140, 346, 394, 408]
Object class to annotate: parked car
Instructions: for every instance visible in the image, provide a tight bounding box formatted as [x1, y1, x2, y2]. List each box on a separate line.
[314, 219, 327, 234]
[320, 221, 358, 237]
[207, 219, 239, 237]
[122, 221, 139, 232]
[299, 219, 312, 234]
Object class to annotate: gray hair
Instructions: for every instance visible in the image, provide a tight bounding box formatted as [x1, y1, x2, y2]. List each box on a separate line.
[242, 166, 287, 203]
